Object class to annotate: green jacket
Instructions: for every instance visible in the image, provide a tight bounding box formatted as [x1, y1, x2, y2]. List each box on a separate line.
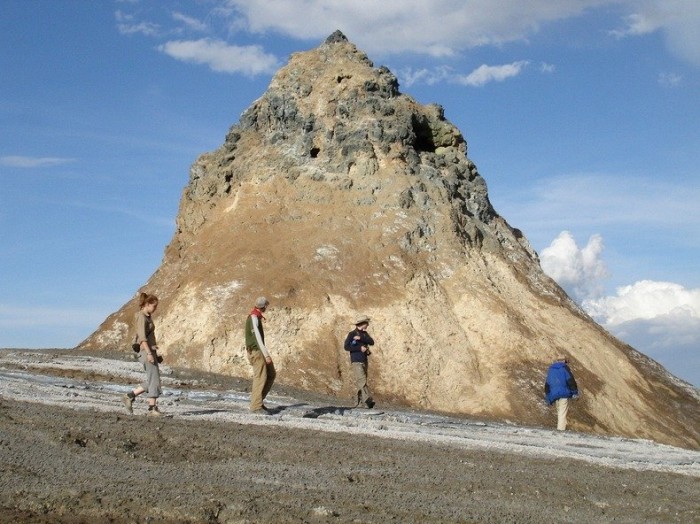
[245, 308, 268, 357]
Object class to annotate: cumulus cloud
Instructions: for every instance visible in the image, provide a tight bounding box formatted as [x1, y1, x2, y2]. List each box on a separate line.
[115, 10, 160, 36]
[226, 0, 601, 56]
[398, 66, 453, 87]
[117, 1, 700, 77]
[582, 280, 700, 386]
[540, 231, 608, 302]
[606, 313, 700, 366]
[610, 0, 700, 66]
[172, 12, 208, 32]
[220, 0, 700, 66]
[0, 156, 76, 168]
[541, 232, 700, 386]
[158, 38, 279, 76]
[609, 12, 661, 38]
[454, 61, 530, 87]
[613, 313, 700, 349]
[584, 280, 700, 325]
[399, 62, 530, 88]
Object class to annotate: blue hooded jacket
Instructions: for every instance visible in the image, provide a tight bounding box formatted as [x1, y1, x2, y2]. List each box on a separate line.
[544, 361, 578, 405]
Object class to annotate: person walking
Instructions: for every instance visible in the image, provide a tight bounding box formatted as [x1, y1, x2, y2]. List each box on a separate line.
[123, 293, 163, 416]
[245, 296, 276, 413]
[344, 316, 375, 409]
[544, 357, 579, 431]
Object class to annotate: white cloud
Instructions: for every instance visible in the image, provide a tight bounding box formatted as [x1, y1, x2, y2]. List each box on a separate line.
[219, 0, 700, 66]
[399, 61, 531, 88]
[117, 1, 700, 69]
[610, 0, 700, 66]
[658, 72, 682, 87]
[540, 231, 608, 302]
[115, 10, 160, 36]
[610, 12, 661, 38]
[455, 61, 530, 87]
[117, 22, 160, 36]
[172, 12, 208, 32]
[582, 280, 700, 386]
[158, 38, 279, 76]
[540, 236, 700, 386]
[0, 156, 76, 168]
[614, 314, 700, 351]
[584, 280, 700, 325]
[398, 66, 453, 87]
[225, 0, 605, 56]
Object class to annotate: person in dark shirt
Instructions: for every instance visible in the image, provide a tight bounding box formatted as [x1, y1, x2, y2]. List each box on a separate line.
[344, 316, 375, 409]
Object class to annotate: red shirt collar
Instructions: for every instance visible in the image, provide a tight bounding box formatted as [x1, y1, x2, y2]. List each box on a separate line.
[250, 307, 266, 320]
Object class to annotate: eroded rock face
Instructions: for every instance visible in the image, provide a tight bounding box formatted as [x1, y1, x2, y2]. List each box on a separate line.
[81, 32, 700, 449]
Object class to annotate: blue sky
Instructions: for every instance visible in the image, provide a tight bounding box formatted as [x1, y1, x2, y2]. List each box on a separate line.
[1, 1, 698, 386]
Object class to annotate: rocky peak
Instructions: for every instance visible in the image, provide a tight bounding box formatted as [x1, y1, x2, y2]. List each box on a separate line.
[180, 31, 519, 259]
[324, 29, 349, 44]
[81, 33, 700, 449]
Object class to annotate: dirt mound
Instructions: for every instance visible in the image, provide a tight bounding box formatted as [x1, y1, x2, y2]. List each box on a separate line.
[79, 33, 700, 449]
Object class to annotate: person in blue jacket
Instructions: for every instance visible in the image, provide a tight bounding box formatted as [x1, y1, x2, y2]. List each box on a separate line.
[344, 315, 375, 409]
[544, 358, 579, 431]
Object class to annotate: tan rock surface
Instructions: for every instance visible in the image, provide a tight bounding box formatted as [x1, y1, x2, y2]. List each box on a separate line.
[80, 32, 700, 449]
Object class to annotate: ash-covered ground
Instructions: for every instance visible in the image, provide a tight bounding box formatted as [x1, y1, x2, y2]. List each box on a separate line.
[0, 349, 698, 523]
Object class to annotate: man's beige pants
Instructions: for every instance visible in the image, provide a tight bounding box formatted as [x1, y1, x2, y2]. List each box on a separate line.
[556, 397, 570, 431]
[247, 348, 276, 411]
[352, 361, 371, 405]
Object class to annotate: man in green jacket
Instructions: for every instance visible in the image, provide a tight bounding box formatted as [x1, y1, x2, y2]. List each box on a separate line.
[245, 296, 276, 413]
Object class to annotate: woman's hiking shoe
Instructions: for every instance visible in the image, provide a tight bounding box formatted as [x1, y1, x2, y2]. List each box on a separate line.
[122, 394, 133, 414]
[147, 407, 162, 417]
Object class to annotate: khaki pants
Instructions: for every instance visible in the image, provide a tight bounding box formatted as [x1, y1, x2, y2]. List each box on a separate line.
[247, 348, 276, 410]
[556, 397, 570, 431]
[352, 361, 371, 405]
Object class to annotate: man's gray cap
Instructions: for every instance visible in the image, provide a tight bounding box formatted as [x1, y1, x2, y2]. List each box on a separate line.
[255, 296, 269, 308]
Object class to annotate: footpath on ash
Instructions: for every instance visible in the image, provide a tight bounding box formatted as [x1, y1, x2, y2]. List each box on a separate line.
[1, 350, 697, 477]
